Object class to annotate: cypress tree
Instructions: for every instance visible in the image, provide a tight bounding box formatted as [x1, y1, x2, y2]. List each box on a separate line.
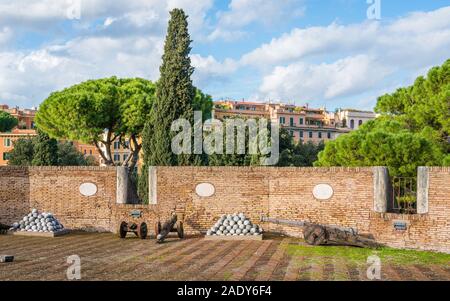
[32, 129, 58, 166]
[143, 8, 196, 167]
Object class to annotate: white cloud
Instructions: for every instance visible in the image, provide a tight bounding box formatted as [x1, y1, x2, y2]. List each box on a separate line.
[0, 27, 12, 46]
[207, 0, 305, 41]
[260, 55, 393, 101]
[253, 6, 450, 104]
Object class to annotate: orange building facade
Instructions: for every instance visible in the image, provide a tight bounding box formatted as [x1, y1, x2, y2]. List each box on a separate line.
[213, 100, 357, 144]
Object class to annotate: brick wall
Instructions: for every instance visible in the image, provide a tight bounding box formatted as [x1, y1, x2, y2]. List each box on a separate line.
[0, 166, 117, 231]
[1, 166, 449, 253]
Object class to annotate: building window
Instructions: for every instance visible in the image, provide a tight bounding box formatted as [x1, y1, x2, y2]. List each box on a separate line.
[280, 117, 285, 124]
[290, 130, 294, 137]
[309, 132, 313, 138]
[2, 152, 10, 161]
[300, 131, 303, 138]
[3, 138, 11, 147]
[290, 117, 294, 126]
[318, 132, 322, 139]
[350, 119, 355, 129]
[114, 141, 120, 150]
[327, 132, 331, 139]
[299, 118, 303, 125]
[114, 154, 120, 162]
[84, 150, 87, 155]
[89, 150, 92, 155]
[358, 120, 363, 126]
[123, 154, 128, 161]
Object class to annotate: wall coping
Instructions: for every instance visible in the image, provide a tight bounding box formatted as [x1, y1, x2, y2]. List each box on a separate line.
[0, 166, 117, 171]
[152, 166, 380, 172]
[426, 166, 450, 172]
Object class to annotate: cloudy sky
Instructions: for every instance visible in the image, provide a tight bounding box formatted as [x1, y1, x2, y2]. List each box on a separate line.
[0, 0, 449, 110]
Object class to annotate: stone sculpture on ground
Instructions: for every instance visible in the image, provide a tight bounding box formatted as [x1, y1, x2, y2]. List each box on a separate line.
[206, 213, 263, 237]
[10, 209, 65, 233]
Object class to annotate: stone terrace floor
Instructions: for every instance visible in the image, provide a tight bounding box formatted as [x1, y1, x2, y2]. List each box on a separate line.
[0, 232, 449, 281]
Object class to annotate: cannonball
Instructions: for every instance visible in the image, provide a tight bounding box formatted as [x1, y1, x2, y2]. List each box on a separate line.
[207, 230, 212, 236]
[244, 220, 250, 226]
[12, 222, 19, 229]
[239, 224, 245, 230]
[226, 225, 232, 231]
[229, 220, 235, 226]
[32, 213, 38, 218]
[235, 229, 242, 235]
[223, 230, 228, 235]
[22, 217, 28, 222]
[219, 226, 225, 231]
[48, 226, 54, 232]
[37, 214, 43, 219]
[52, 221, 57, 226]
[47, 222, 52, 227]
[226, 214, 232, 220]
[233, 216, 239, 222]
[31, 209, 38, 214]
[229, 229, 235, 235]
[237, 220, 243, 226]
[216, 230, 223, 236]
[238, 212, 245, 218]
[250, 228, 256, 234]
[243, 229, 249, 234]
[232, 224, 238, 230]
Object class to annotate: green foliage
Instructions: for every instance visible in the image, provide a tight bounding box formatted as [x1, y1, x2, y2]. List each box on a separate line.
[8, 135, 95, 167]
[315, 118, 446, 177]
[7, 138, 34, 166]
[32, 130, 58, 166]
[57, 141, 96, 166]
[35, 77, 155, 170]
[278, 129, 325, 167]
[317, 59, 450, 176]
[194, 89, 213, 121]
[0, 111, 18, 132]
[143, 8, 196, 167]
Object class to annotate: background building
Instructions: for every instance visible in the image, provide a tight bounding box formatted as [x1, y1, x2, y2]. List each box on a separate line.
[213, 100, 377, 144]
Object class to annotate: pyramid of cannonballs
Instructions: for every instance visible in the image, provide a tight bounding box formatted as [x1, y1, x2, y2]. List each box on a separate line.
[10, 209, 64, 233]
[206, 213, 262, 236]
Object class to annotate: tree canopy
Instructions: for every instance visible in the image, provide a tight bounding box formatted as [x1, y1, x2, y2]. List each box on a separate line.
[35, 77, 156, 171]
[0, 111, 18, 132]
[316, 59, 450, 177]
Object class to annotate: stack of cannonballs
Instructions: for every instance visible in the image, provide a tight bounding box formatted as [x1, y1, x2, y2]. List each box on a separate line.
[206, 213, 262, 237]
[10, 209, 64, 233]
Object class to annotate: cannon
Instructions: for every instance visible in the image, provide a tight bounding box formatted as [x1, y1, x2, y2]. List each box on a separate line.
[118, 210, 148, 239]
[118, 221, 148, 239]
[260, 215, 381, 249]
[155, 212, 184, 243]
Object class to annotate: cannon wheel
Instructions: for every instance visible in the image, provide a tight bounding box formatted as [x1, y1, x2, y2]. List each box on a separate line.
[118, 221, 128, 239]
[137, 222, 148, 239]
[176, 221, 184, 239]
[155, 221, 162, 236]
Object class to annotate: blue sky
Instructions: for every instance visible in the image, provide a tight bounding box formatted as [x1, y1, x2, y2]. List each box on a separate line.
[0, 0, 449, 111]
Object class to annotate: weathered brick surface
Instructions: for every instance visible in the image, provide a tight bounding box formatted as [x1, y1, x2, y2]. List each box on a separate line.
[369, 167, 450, 253]
[0, 166, 116, 231]
[1, 166, 449, 253]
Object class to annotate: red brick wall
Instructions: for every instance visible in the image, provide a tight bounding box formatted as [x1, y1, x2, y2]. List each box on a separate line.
[0, 166, 117, 231]
[1, 166, 449, 253]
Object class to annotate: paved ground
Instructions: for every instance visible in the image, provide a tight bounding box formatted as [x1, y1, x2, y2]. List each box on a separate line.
[0, 232, 449, 281]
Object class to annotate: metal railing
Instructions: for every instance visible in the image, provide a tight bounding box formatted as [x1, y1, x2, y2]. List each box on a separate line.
[391, 177, 417, 214]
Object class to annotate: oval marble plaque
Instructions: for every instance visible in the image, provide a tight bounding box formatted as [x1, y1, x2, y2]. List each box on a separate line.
[312, 184, 333, 200]
[79, 183, 97, 197]
[195, 183, 215, 197]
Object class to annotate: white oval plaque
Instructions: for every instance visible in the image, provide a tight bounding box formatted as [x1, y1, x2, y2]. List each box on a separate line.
[312, 184, 333, 200]
[79, 183, 97, 197]
[195, 183, 215, 197]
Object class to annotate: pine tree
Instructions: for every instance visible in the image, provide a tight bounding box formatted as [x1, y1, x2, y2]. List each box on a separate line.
[32, 129, 58, 166]
[143, 8, 196, 167]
